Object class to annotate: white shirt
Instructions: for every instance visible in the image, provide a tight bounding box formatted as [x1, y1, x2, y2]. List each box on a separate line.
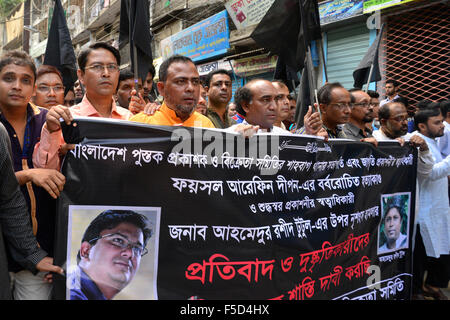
[437, 121, 450, 157]
[226, 120, 292, 135]
[379, 233, 408, 254]
[380, 94, 400, 107]
[372, 129, 434, 179]
[416, 133, 450, 258]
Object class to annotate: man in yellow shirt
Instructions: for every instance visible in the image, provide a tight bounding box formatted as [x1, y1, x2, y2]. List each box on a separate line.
[130, 55, 214, 128]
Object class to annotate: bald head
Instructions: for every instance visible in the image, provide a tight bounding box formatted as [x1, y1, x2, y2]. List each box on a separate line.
[235, 79, 278, 129]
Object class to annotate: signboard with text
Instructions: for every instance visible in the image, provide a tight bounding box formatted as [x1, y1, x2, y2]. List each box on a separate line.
[54, 119, 416, 300]
[160, 10, 230, 62]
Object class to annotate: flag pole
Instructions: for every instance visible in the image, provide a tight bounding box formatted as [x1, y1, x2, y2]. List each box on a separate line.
[319, 38, 328, 83]
[128, 0, 139, 92]
[365, 62, 375, 93]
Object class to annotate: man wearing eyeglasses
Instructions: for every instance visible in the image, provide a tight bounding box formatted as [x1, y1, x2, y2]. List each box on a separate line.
[31, 65, 65, 110]
[70, 210, 152, 300]
[316, 82, 351, 139]
[342, 89, 374, 140]
[33, 42, 133, 170]
[0, 50, 66, 299]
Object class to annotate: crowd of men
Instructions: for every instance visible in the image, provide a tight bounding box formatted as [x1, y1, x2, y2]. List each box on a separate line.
[0, 41, 448, 300]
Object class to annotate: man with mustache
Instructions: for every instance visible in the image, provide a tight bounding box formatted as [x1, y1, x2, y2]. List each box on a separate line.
[115, 68, 144, 112]
[412, 104, 449, 300]
[227, 79, 290, 134]
[379, 204, 408, 253]
[130, 55, 214, 128]
[0, 50, 65, 299]
[31, 65, 65, 110]
[205, 69, 235, 128]
[33, 42, 133, 170]
[70, 210, 152, 300]
[343, 89, 374, 140]
[316, 82, 351, 138]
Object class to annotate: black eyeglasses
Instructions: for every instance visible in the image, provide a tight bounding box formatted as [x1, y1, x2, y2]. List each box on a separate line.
[329, 103, 353, 110]
[89, 233, 148, 257]
[352, 102, 372, 108]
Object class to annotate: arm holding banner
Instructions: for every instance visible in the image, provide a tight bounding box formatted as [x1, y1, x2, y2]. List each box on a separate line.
[33, 105, 73, 170]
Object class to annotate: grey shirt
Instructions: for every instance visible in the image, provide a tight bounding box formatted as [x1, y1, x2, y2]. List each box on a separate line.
[0, 123, 47, 298]
[342, 122, 373, 140]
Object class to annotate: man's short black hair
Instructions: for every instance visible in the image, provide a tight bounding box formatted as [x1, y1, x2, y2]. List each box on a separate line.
[159, 55, 194, 82]
[117, 68, 135, 91]
[367, 90, 379, 99]
[385, 79, 400, 87]
[0, 50, 36, 81]
[147, 64, 156, 78]
[77, 210, 152, 263]
[205, 69, 232, 87]
[78, 42, 121, 72]
[414, 103, 441, 130]
[440, 99, 450, 116]
[234, 86, 253, 117]
[317, 82, 344, 105]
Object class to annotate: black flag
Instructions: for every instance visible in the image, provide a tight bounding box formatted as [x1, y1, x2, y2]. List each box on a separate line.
[43, 0, 77, 95]
[294, 50, 315, 129]
[353, 24, 385, 89]
[119, 0, 153, 84]
[273, 55, 300, 93]
[251, 0, 322, 72]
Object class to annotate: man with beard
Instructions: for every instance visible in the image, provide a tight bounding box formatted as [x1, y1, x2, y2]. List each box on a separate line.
[69, 210, 152, 300]
[205, 69, 235, 128]
[130, 55, 214, 128]
[33, 42, 133, 170]
[343, 89, 374, 140]
[412, 104, 450, 300]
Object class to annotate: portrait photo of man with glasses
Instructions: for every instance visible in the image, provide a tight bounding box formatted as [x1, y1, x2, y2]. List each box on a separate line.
[67, 207, 160, 300]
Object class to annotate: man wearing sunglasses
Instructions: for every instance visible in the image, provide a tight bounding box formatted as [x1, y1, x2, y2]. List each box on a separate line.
[70, 210, 152, 300]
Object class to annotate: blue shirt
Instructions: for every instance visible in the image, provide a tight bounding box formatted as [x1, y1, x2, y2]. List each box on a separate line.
[69, 267, 107, 300]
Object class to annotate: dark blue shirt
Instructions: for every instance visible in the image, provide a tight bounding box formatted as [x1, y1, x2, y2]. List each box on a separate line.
[69, 267, 107, 300]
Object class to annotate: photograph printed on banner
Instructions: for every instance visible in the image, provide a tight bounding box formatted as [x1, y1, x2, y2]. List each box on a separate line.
[66, 205, 161, 300]
[378, 192, 411, 255]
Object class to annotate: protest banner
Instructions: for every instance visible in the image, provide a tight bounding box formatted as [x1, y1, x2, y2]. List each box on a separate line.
[53, 118, 417, 300]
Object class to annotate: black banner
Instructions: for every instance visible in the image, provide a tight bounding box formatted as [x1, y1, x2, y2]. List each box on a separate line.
[54, 118, 417, 300]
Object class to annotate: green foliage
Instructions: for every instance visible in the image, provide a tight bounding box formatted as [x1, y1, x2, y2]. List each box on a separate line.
[0, 0, 25, 18]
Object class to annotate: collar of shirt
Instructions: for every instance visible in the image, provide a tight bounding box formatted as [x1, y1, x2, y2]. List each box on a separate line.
[71, 95, 132, 120]
[322, 124, 344, 139]
[344, 122, 372, 139]
[206, 108, 234, 129]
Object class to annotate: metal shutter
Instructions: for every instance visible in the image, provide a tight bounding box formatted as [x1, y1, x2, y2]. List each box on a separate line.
[326, 22, 371, 90]
[383, 3, 449, 105]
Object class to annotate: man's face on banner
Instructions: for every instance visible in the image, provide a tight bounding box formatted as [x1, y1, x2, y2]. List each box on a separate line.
[83, 222, 145, 293]
[384, 207, 402, 245]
